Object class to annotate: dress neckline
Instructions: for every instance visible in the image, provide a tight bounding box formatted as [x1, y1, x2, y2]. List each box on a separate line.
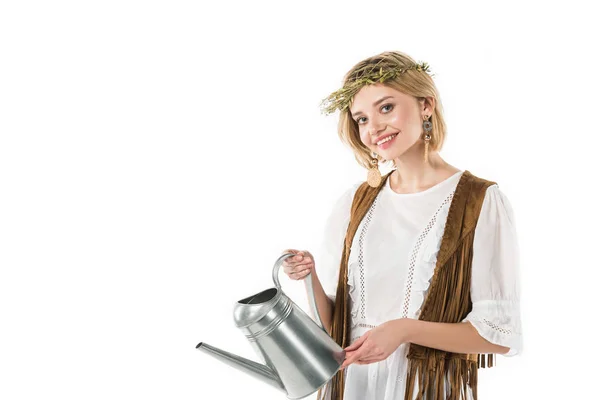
[384, 170, 464, 197]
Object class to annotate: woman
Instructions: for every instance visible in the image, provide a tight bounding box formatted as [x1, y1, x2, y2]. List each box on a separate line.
[282, 51, 522, 400]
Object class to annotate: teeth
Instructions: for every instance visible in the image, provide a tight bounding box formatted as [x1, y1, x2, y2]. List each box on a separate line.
[377, 134, 397, 145]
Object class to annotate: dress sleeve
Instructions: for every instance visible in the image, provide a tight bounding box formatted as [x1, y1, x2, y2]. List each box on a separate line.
[316, 182, 361, 304]
[462, 184, 523, 357]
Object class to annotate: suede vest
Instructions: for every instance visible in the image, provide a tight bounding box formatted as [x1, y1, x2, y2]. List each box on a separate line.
[319, 170, 497, 400]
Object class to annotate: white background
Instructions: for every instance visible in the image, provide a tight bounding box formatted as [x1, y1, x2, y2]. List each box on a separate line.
[1, 1, 598, 399]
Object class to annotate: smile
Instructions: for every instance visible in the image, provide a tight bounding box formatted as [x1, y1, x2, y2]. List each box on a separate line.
[377, 133, 398, 148]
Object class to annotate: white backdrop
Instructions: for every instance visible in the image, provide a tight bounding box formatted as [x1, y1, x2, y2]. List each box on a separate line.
[1, 1, 598, 399]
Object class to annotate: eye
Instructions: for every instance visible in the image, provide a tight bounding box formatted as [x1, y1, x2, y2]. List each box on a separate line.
[355, 103, 394, 125]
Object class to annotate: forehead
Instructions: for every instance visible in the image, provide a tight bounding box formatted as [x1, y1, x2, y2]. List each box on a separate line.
[350, 83, 410, 112]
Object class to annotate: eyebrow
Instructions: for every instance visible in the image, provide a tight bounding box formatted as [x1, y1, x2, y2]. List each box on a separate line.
[351, 96, 394, 118]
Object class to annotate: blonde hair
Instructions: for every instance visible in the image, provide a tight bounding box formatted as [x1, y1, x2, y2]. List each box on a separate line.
[335, 51, 447, 170]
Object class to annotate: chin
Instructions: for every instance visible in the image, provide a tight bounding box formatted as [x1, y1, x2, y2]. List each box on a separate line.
[381, 149, 406, 160]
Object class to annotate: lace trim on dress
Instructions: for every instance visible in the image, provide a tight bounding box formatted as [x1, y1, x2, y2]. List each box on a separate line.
[357, 197, 378, 320]
[401, 191, 455, 318]
[463, 300, 522, 355]
[356, 323, 376, 329]
[350, 323, 377, 342]
[483, 319, 512, 335]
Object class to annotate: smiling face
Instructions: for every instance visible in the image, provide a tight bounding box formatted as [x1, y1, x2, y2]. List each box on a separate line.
[349, 83, 430, 161]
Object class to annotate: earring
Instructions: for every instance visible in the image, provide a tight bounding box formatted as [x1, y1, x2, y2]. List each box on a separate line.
[367, 151, 382, 188]
[422, 115, 432, 163]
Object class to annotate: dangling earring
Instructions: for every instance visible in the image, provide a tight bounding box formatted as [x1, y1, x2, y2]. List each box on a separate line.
[422, 115, 433, 163]
[367, 151, 382, 188]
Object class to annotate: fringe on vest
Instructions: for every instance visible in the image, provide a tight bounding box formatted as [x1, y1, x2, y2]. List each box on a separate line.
[403, 230, 494, 400]
[317, 170, 496, 400]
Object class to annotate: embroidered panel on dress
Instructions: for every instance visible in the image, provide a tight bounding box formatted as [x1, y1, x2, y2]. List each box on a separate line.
[401, 191, 455, 319]
[357, 197, 378, 320]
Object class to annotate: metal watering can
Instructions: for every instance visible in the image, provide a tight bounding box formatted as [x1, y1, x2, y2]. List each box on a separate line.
[196, 253, 345, 399]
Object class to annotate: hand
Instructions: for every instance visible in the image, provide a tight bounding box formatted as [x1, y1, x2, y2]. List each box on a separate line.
[281, 249, 315, 281]
[341, 319, 410, 368]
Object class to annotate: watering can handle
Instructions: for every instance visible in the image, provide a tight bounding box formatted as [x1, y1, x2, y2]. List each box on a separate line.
[273, 253, 326, 331]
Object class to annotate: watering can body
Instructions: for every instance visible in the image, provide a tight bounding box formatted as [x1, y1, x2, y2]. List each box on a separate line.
[197, 253, 345, 399]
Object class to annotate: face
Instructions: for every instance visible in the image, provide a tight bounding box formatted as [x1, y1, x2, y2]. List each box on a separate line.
[349, 83, 430, 161]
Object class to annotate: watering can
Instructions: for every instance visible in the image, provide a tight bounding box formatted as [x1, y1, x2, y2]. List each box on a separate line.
[196, 253, 345, 399]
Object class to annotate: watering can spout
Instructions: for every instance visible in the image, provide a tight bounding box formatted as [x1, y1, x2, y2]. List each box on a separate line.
[196, 342, 284, 392]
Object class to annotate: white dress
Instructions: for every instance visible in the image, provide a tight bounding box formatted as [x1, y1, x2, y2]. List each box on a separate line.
[317, 170, 522, 400]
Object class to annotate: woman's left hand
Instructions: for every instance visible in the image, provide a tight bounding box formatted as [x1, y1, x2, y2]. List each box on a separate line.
[341, 319, 411, 368]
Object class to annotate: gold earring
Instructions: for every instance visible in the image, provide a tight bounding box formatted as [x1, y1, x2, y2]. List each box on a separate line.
[367, 151, 382, 187]
[422, 115, 432, 163]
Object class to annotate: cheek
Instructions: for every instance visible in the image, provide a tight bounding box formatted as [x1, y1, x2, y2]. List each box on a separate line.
[358, 128, 370, 146]
[387, 109, 409, 127]
[387, 109, 420, 137]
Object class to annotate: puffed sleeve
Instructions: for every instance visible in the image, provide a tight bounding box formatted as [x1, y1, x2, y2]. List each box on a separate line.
[316, 182, 361, 304]
[462, 184, 523, 356]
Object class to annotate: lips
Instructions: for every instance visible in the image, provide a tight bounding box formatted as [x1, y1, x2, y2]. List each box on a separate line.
[376, 134, 398, 151]
[375, 132, 398, 145]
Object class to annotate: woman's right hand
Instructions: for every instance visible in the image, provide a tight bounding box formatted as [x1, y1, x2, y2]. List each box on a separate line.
[281, 249, 316, 281]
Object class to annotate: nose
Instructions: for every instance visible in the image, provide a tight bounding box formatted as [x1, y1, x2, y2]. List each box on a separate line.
[368, 119, 386, 138]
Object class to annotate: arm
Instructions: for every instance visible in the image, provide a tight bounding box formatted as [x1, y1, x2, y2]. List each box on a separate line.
[341, 313, 510, 368]
[342, 318, 510, 368]
[304, 270, 334, 334]
[397, 318, 510, 354]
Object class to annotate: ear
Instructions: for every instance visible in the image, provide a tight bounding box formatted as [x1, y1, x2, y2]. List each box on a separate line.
[418, 96, 436, 116]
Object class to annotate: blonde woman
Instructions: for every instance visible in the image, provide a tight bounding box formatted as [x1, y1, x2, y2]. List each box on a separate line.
[283, 51, 522, 400]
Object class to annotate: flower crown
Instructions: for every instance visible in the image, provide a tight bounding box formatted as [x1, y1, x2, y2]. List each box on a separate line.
[319, 61, 434, 116]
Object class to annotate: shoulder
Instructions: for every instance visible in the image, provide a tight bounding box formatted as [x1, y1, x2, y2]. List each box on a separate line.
[463, 175, 516, 229]
[327, 180, 363, 215]
[483, 184, 516, 225]
[461, 170, 507, 207]
[463, 170, 498, 191]
[338, 180, 363, 201]
[466, 171, 512, 208]
[459, 170, 516, 228]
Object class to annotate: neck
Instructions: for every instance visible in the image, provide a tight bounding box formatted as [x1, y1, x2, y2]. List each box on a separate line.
[389, 146, 452, 191]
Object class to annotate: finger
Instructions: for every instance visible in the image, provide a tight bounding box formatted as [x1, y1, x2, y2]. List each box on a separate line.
[286, 260, 311, 271]
[290, 270, 310, 280]
[303, 250, 315, 260]
[345, 347, 382, 367]
[282, 256, 306, 268]
[284, 249, 304, 257]
[282, 250, 303, 261]
[345, 333, 368, 351]
[293, 257, 313, 265]
[283, 265, 299, 276]
[296, 250, 315, 262]
[356, 357, 382, 365]
[290, 267, 310, 275]
[284, 263, 311, 277]
[293, 261, 313, 273]
[284, 263, 312, 277]
[341, 349, 366, 368]
[291, 255, 305, 263]
[281, 251, 295, 262]
[357, 352, 383, 363]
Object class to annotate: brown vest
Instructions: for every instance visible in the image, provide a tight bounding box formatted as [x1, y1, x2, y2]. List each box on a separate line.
[319, 170, 497, 400]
